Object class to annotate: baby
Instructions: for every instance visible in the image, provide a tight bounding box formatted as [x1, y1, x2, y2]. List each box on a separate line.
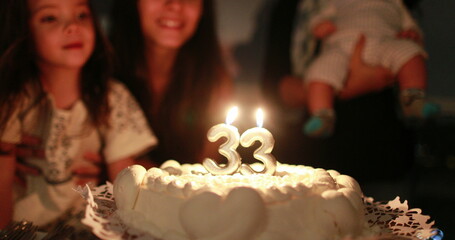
[303, 0, 439, 137]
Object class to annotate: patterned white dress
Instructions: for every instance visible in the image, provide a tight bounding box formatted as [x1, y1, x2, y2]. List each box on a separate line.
[1, 80, 157, 226]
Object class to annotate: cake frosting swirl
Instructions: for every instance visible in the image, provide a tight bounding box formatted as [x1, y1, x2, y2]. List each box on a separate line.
[114, 160, 366, 240]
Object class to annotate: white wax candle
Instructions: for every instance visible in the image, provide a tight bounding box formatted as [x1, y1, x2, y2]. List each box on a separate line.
[203, 107, 241, 175]
[240, 109, 277, 175]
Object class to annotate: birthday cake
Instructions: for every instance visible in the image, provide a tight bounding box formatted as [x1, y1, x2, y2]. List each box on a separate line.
[113, 160, 367, 240]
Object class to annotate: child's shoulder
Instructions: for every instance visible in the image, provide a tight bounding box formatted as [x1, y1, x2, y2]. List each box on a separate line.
[107, 78, 130, 93]
[15, 82, 45, 110]
[106, 79, 136, 100]
[106, 79, 140, 108]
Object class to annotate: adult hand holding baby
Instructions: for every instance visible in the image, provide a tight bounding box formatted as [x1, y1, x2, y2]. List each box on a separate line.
[279, 35, 394, 107]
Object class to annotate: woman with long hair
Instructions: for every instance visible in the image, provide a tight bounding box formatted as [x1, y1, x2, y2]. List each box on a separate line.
[110, 0, 233, 166]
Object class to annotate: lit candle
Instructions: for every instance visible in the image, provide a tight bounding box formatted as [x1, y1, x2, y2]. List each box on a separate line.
[203, 107, 242, 175]
[240, 108, 277, 175]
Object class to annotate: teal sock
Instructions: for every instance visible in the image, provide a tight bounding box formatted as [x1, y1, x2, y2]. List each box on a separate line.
[400, 88, 440, 119]
[422, 102, 441, 118]
[303, 109, 335, 137]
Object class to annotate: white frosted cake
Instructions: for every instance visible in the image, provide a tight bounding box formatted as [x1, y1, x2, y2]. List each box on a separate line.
[113, 160, 367, 240]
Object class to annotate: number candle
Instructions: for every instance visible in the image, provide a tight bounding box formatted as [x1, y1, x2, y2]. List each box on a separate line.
[203, 107, 242, 175]
[240, 108, 277, 175]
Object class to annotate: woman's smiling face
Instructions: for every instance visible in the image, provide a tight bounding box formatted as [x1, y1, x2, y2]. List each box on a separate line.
[137, 0, 203, 51]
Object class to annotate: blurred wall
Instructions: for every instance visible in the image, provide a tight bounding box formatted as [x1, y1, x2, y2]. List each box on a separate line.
[416, 0, 455, 105]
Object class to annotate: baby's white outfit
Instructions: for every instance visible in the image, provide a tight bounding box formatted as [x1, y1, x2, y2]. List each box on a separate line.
[305, 0, 426, 90]
[1, 80, 157, 226]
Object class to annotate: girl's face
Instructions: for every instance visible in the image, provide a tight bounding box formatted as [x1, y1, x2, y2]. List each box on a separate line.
[138, 0, 203, 51]
[28, 0, 95, 70]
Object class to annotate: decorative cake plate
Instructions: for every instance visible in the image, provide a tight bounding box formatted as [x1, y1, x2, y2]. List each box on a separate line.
[78, 183, 443, 240]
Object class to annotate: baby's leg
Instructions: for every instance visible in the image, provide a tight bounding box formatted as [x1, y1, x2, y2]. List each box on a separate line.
[398, 55, 440, 118]
[303, 46, 348, 137]
[303, 47, 349, 137]
[307, 81, 335, 113]
[397, 54, 426, 90]
[376, 39, 439, 119]
[304, 82, 336, 137]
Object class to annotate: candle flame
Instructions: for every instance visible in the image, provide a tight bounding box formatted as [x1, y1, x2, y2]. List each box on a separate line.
[256, 108, 264, 128]
[226, 106, 238, 125]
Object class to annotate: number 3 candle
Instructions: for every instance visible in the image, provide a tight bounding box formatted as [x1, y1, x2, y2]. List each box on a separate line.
[240, 108, 277, 175]
[203, 107, 242, 175]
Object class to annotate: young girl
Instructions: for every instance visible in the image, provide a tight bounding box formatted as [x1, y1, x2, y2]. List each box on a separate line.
[0, 0, 157, 228]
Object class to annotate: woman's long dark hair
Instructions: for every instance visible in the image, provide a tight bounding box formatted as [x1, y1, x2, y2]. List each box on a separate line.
[0, 0, 113, 134]
[110, 0, 228, 163]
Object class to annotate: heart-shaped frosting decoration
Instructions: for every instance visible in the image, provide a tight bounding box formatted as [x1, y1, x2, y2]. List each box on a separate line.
[113, 165, 146, 210]
[180, 187, 266, 240]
